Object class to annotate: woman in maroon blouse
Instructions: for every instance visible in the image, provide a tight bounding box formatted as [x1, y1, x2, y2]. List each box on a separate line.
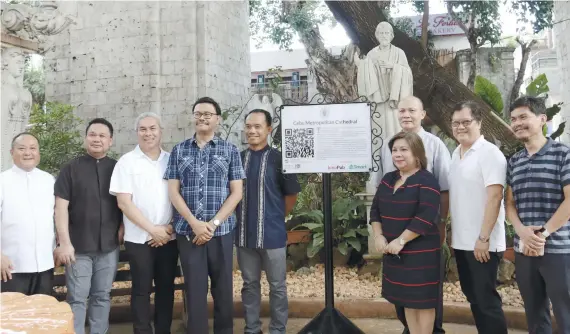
[370, 131, 441, 334]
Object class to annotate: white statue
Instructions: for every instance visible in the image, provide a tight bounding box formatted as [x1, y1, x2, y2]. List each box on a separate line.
[1, 47, 32, 171]
[354, 21, 413, 193]
[354, 21, 413, 143]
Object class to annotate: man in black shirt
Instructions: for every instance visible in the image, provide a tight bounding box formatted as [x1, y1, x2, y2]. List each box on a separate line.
[54, 118, 123, 334]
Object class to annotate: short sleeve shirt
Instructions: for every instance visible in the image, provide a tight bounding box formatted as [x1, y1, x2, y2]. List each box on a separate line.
[54, 155, 122, 254]
[448, 136, 507, 252]
[109, 146, 173, 244]
[507, 138, 570, 254]
[236, 146, 301, 249]
[163, 136, 246, 237]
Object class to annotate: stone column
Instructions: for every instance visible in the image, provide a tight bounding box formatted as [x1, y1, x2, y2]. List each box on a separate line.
[553, 1, 570, 143]
[44, 1, 251, 154]
[0, 1, 74, 171]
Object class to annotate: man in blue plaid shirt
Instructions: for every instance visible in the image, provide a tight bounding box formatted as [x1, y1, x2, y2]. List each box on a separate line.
[164, 96, 245, 334]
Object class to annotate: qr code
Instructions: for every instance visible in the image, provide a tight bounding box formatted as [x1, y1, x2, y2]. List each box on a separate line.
[284, 128, 315, 158]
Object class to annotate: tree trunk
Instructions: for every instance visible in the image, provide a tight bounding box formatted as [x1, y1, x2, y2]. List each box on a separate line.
[421, 1, 429, 49]
[281, 1, 358, 101]
[509, 39, 537, 110]
[467, 42, 477, 90]
[325, 1, 519, 155]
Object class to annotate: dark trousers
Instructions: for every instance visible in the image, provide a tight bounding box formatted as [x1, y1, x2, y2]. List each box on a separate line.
[177, 233, 234, 334]
[125, 240, 179, 334]
[516, 252, 570, 334]
[397, 250, 445, 334]
[454, 250, 507, 334]
[0, 268, 54, 295]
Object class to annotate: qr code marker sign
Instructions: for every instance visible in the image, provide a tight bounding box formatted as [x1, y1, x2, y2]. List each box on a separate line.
[284, 128, 315, 158]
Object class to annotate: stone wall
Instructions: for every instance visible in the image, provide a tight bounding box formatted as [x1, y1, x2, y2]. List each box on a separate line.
[456, 47, 515, 118]
[553, 1, 570, 143]
[44, 1, 250, 153]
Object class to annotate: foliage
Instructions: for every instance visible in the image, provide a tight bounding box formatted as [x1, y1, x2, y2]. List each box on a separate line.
[290, 172, 369, 219]
[507, 0, 553, 34]
[474, 76, 504, 118]
[23, 57, 45, 106]
[249, 0, 335, 50]
[445, 1, 502, 47]
[294, 197, 369, 257]
[524, 74, 566, 140]
[525, 73, 549, 97]
[27, 102, 85, 175]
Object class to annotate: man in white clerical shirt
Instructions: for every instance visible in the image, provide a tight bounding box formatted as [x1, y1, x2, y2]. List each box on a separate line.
[109, 112, 178, 334]
[0, 132, 56, 295]
[379, 96, 451, 334]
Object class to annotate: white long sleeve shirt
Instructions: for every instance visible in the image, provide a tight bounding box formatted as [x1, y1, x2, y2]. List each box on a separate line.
[0, 165, 56, 273]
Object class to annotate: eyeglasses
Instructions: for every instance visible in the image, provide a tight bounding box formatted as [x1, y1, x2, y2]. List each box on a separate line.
[451, 119, 474, 128]
[193, 112, 217, 119]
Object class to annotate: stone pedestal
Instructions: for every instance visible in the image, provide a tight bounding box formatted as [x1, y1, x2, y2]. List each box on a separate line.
[356, 191, 382, 260]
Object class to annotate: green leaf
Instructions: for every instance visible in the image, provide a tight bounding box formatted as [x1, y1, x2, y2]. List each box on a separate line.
[296, 223, 322, 231]
[342, 230, 356, 238]
[550, 122, 566, 140]
[307, 235, 324, 258]
[525, 73, 549, 97]
[355, 227, 369, 236]
[337, 241, 348, 255]
[546, 102, 563, 121]
[474, 76, 504, 116]
[347, 238, 362, 252]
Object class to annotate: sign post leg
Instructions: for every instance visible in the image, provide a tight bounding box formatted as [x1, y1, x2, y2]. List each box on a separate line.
[297, 173, 365, 334]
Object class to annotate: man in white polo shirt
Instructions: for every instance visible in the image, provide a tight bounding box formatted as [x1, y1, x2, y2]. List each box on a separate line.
[379, 96, 450, 334]
[448, 101, 508, 334]
[109, 112, 177, 334]
[1, 132, 55, 295]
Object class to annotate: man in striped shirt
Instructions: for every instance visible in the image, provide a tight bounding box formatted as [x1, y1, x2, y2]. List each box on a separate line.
[505, 96, 570, 334]
[380, 96, 450, 334]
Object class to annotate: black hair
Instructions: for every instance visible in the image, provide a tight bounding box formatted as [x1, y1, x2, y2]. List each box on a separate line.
[192, 96, 222, 115]
[86, 118, 114, 137]
[510, 95, 546, 115]
[453, 101, 483, 122]
[245, 109, 272, 127]
[11, 132, 39, 148]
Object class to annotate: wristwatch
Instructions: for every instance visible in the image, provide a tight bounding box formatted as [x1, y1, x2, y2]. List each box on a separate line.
[213, 219, 221, 227]
[399, 238, 407, 246]
[478, 235, 490, 243]
[538, 226, 550, 238]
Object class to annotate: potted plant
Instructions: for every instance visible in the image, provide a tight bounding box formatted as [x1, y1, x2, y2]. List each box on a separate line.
[286, 215, 312, 245]
[504, 221, 516, 262]
[293, 197, 369, 266]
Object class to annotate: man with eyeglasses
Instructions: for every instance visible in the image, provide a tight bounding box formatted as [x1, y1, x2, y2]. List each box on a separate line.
[448, 101, 508, 334]
[164, 96, 245, 334]
[379, 95, 450, 334]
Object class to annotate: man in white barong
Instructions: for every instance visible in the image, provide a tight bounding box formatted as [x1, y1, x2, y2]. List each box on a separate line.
[0, 132, 55, 295]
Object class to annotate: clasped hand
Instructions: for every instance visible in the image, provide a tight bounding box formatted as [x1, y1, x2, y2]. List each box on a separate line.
[192, 221, 216, 245]
[516, 225, 546, 256]
[148, 225, 174, 247]
[374, 235, 404, 255]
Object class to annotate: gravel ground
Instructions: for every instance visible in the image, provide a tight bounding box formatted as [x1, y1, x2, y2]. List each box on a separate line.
[65, 264, 522, 308]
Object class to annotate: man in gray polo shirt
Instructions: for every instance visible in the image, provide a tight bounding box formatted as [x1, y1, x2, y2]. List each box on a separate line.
[505, 96, 570, 334]
[379, 95, 450, 334]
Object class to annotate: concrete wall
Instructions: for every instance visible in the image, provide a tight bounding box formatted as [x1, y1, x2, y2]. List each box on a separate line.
[44, 1, 250, 153]
[553, 1, 570, 143]
[456, 47, 515, 118]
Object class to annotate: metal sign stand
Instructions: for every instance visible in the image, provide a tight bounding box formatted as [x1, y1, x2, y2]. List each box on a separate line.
[272, 93, 382, 334]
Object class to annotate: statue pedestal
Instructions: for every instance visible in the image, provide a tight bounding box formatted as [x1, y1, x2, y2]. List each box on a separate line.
[356, 191, 383, 261]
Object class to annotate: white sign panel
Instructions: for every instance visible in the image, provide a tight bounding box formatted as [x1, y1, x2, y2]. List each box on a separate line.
[280, 103, 372, 174]
[399, 14, 463, 36]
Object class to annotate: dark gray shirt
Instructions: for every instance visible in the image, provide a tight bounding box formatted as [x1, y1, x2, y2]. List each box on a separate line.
[54, 154, 122, 254]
